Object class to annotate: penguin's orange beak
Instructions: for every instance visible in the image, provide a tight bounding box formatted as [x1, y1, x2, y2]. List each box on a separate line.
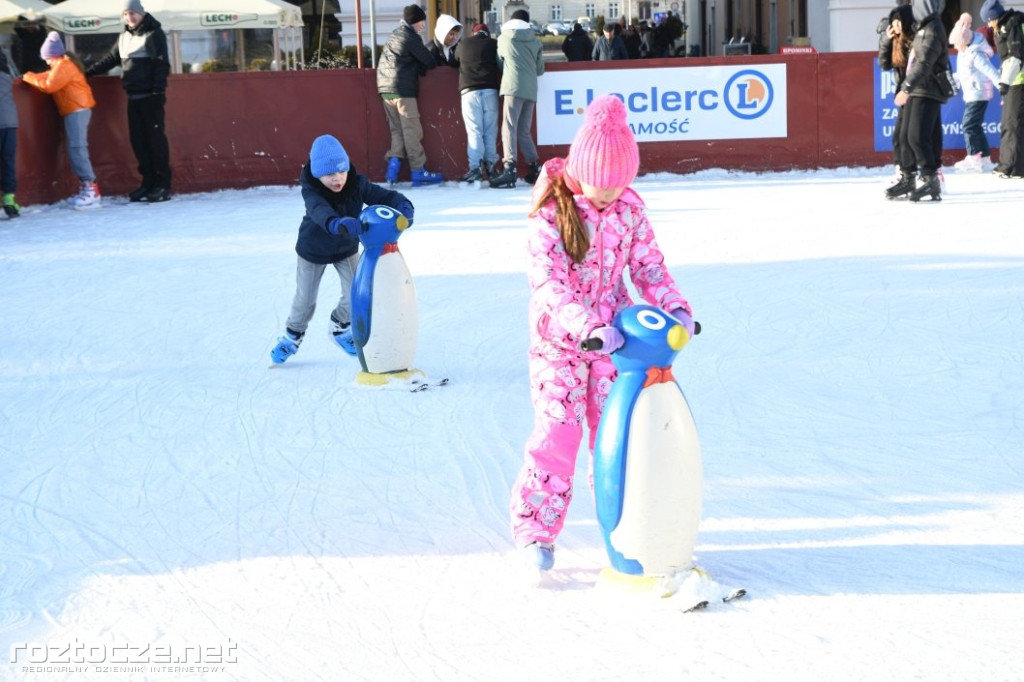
[396, 215, 410, 231]
[667, 324, 689, 350]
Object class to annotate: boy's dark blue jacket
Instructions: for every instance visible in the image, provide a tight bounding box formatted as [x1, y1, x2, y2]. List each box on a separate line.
[296, 162, 412, 264]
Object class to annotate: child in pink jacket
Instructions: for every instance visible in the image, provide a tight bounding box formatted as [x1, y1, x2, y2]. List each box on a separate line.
[510, 95, 694, 571]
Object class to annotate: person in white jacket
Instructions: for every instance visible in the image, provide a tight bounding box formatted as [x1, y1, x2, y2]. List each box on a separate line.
[950, 13, 1003, 171]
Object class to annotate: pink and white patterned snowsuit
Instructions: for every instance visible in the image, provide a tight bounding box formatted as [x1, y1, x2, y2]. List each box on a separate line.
[509, 187, 690, 547]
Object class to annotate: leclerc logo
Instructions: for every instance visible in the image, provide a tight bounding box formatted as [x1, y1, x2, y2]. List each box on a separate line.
[63, 16, 110, 31]
[724, 69, 774, 120]
[201, 12, 258, 26]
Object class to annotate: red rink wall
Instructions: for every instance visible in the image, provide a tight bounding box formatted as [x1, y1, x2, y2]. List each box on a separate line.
[14, 52, 901, 206]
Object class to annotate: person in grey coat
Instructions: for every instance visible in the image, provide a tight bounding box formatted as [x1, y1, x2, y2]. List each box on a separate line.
[592, 23, 629, 61]
[491, 9, 545, 188]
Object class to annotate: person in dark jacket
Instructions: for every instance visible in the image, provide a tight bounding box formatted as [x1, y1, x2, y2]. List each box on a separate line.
[592, 22, 629, 61]
[982, 0, 1024, 178]
[892, 0, 949, 202]
[622, 24, 642, 59]
[85, 0, 171, 203]
[879, 3, 917, 196]
[0, 50, 19, 218]
[427, 13, 462, 67]
[269, 135, 414, 365]
[455, 24, 501, 182]
[376, 4, 442, 186]
[13, 21, 48, 75]
[561, 23, 593, 62]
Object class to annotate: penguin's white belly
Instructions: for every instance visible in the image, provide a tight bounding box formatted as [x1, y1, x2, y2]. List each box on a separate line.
[362, 254, 418, 373]
[610, 383, 702, 576]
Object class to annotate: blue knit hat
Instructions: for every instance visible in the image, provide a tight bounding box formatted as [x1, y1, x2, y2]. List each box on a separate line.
[309, 135, 350, 176]
[981, 0, 1005, 22]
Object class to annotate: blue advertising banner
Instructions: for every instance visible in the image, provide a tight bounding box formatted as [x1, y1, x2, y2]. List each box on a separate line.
[873, 55, 1002, 153]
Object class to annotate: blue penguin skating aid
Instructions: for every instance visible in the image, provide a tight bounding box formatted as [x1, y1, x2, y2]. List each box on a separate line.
[590, 305, 744, 608]
[351, 205, 446, 390]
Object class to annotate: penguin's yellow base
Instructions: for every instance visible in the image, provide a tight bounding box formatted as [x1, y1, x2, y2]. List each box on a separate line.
[355, 368, 424, 386]
[597, 565, 709, 599]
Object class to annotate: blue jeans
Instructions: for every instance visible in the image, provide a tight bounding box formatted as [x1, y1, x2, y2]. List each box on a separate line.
[962, 100, 990, 157]
[65, 109, 96, 182]
[460, 88, 499, 169]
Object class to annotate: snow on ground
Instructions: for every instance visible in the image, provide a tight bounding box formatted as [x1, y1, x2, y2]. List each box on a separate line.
[1, 168, 1022, 682]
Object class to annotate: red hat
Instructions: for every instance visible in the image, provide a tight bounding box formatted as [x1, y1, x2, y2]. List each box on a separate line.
[472, 23, 489, 35]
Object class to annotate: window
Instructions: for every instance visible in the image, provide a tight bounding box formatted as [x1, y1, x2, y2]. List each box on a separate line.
[609, 3, 619, 20]
[585, 3, 596, 18]
[552, 4, 562, 21]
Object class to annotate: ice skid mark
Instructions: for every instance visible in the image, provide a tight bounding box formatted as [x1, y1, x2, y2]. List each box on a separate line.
[0, 553, 51, 632]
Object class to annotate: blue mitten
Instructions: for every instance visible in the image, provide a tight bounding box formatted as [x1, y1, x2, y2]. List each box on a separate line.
[586, 326, 625, 353]
[328, 216, 362, 237]
[671, 308, 696, 338]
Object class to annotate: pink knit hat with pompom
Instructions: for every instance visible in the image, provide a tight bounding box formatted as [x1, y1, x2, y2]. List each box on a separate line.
[566, 95, 639, 189]
[950, 12, 973, 48]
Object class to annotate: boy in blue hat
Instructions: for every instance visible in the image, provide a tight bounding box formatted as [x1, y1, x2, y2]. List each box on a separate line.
[270, 135, 414, 364]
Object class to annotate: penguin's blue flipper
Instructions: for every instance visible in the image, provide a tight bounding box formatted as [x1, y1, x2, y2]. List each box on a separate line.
[351, 250, 377, 350]
[351, 205, 408, 356]
[593, 371, 645, 534]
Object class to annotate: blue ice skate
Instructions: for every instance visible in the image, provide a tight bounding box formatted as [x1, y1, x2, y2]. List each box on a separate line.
[385, 157, 401, 185]
[521, 542, 555, 571]
[270, 330, 303, 364]
[330, 318, 357, 356]
[411, 168, 443, 187]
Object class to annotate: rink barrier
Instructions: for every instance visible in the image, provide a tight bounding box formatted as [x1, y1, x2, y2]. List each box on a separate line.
[13, 52, 947, 206]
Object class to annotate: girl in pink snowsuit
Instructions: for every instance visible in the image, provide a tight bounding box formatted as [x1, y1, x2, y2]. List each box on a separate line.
[510, 95, 694, 570]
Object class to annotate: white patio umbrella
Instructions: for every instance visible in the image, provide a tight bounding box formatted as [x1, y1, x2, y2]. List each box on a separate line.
[0, 0, 51, 23]
[41, 0, 305, 72]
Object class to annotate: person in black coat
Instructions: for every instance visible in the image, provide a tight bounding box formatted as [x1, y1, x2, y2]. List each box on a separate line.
[85, 0, 172, 202]
[269, 135, 413, 365]
[561, 23, 593, 62]
[983, 0, 1024, 177]
[892, 0, 949, 201]
[622, 24, 642, 60]
[455, 24, 501, 181]
[376, 4, 441, 185]
[879, 4, 916, 196]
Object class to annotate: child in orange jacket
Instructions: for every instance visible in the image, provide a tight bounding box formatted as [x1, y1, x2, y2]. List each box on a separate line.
[23, 31, 100, 208]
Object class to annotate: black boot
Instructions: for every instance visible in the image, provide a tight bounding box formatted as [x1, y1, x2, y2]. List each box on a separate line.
[143, 186, 172, 203]
[489, 164, 517, 189]
[129, 184, 152, 202]
[524, 161, 542, 185]
[908, 174, 941, 202]
[459, 166, 483, 183]
[885, 172, 916, 200]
